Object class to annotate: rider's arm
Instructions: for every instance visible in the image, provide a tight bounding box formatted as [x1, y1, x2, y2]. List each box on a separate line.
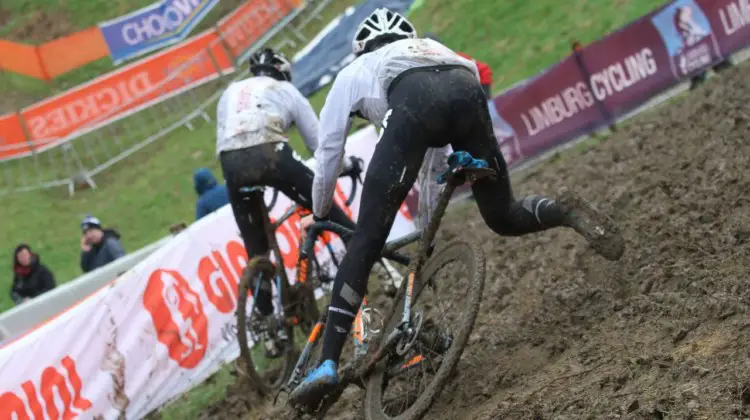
[215, 85, 231, 155]
[312, 66, 374, 219]
[284, 82, 319, 155]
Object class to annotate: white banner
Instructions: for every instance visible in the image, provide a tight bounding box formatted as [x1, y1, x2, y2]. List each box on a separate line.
[0, 125, 419, 420]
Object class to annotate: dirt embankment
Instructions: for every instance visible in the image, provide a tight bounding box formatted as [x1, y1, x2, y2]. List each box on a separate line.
[206, 61, 750, 420]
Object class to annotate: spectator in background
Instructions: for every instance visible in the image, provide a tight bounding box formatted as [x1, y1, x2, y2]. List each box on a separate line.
[194, 167, 230, 220]
[423, 32, 494, 98]
[80, 215, 125, 273]
[10, 244, 56, 305]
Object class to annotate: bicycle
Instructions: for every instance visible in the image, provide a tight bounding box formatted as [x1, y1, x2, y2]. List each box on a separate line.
[281, 151, 496, 420]
[235, 156, 403, 396]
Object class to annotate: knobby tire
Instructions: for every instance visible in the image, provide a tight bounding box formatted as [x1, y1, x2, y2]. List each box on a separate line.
[363, 240, 486, 420]
[236, 256, 296, 396]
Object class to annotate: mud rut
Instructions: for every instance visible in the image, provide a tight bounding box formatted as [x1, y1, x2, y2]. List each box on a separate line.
[198, 63, 750, 420]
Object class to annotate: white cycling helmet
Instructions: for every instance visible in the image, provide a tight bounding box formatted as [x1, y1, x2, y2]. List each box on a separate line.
[352, 8, 417, 56]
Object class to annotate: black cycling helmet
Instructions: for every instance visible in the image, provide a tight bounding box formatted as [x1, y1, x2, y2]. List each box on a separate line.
[423, 32, 440, 42]
[249, 48, 292, 82]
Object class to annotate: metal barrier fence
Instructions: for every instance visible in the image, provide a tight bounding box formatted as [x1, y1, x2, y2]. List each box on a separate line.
[0, 0, 332, 196]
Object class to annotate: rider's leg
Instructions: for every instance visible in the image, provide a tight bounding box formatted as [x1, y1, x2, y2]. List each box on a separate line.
[320, 110, 428, 365]
[445, 71, 623, 260]
[221, 150, 276, 316]
[290, 104, 429, 403]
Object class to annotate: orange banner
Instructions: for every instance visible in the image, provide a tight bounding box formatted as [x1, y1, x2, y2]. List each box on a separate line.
[1, 0, 297, 80]
[217, 0, 296, 58]
[0, 40, 48, 80]
[0, 113, 31, 159]
[0, 0, 299, 160]
[38, 27, 110, 79]
[21, 30, 233, 142]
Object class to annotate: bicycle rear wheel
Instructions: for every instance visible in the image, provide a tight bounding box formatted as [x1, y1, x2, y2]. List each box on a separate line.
[236, 257, 296, 396]
[364, 240, 485, 420]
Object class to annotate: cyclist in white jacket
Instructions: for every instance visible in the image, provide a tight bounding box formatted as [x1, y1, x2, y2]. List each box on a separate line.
[290, 8, 624, 407]
[216, 48, 356, 358]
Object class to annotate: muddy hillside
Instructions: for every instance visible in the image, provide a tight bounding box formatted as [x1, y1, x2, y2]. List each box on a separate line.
[205, 62, 750, 420]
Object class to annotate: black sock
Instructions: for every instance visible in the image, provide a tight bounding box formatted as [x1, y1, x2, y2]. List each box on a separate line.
[320, 310, 353, 365]
[520, 195, 565, 228]
[320, 294, 358, 365]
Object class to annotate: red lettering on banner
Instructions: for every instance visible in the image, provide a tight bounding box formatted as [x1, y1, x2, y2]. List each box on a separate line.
[41, 357, 92, 419]
[1, 356, 92, 420]
[143, 269, 208, 368]
[225, 240, 249, 280]
[197, 251, 237, 314]
[0, 392, 29, 420]
[21, 382, 44, 418]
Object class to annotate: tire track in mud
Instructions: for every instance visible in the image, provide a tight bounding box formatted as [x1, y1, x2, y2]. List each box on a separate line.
[205, 62, 750, 419]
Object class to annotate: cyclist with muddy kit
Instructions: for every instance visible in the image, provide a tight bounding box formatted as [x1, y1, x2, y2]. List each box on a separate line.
[291, 7, 626, 407]
[215, 48, 359, 358]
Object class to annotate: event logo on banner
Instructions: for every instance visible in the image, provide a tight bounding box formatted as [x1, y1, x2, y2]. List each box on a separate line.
[143, 269, 209, 369]
[99, 0, 220, 64]
[650, 0, 722, 78]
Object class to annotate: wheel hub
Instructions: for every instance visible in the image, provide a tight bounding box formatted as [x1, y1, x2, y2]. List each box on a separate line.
[395, 310, 424, 356]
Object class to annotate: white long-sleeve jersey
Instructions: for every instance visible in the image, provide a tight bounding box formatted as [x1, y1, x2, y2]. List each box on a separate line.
[216, 76, 319, 155]
[312, 38, 480, 228]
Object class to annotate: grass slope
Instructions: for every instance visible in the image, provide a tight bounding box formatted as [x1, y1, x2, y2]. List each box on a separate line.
[1, 0, 666, 415]
[0, 0, 668, 312]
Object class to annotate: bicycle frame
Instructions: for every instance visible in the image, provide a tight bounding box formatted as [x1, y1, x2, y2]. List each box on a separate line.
[282, 164, 498, 405]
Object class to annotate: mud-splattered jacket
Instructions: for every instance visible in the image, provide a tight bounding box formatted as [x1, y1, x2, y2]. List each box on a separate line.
[312, 38, 479, 228]
[215, 75, 319, 156]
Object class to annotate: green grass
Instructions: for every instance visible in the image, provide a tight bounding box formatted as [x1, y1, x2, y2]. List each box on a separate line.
[1, 0, 668, 415]
[0, 0, 669, 309]
[149, 365, 235, 420]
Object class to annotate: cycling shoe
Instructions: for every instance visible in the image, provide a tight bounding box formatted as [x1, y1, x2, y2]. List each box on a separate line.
[289, 360, 339, 409]
[557, 187, 625, 261]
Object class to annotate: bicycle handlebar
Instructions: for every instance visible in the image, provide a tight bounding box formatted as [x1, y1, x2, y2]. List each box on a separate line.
[340, 156, 364, 207]
[300, 220, 414, 267]
[272, 155, 364, 221]
[300, 221, 353, 260]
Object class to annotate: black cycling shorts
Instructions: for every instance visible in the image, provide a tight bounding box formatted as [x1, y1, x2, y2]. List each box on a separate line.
[219, 142, 355, 259]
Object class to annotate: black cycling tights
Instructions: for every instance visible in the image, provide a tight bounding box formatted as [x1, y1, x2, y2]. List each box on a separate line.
[320, 65, 566, 365]
[220, 142, 356, 315]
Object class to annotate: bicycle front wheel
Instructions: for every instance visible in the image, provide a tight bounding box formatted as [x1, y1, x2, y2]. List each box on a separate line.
[364, 240, 486, 420]
[236, 256, 296, 396]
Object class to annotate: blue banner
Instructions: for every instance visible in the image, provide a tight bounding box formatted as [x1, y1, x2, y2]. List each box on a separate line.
[292, 0, 415, 97]
[99, 0, 219, 64]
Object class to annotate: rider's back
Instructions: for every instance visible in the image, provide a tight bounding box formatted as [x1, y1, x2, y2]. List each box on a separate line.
[343, 38, 479, 98]
[216, 76, 314, 154]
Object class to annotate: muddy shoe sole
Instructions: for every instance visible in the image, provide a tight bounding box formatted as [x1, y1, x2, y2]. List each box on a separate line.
[288, 380, 339, 413]
[557, 187, 625, 261]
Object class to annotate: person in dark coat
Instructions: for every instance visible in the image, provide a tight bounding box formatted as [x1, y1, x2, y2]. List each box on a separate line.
[11, 244, 56, 305]
[80, 215, 126, 273]
[194, 167, 230, 220]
